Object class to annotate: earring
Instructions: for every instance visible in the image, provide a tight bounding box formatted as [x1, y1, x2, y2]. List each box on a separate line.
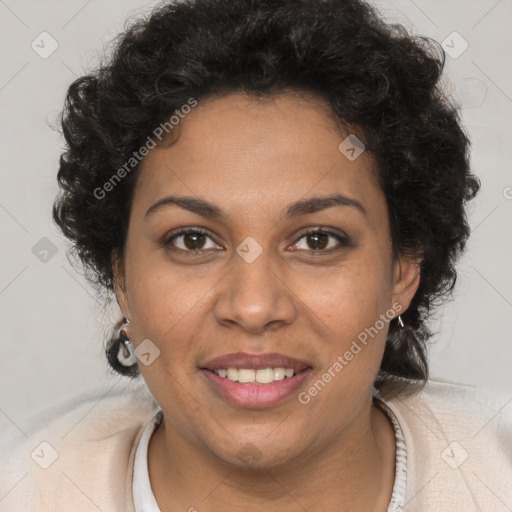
[117, 328, 137, 367]
[398, 315, 404, 328]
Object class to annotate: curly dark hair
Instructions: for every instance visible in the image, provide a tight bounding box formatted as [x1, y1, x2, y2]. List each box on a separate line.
[53, 0, 479, 396]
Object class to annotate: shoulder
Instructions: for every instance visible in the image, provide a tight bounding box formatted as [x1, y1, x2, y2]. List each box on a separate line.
[388, 379, 512, 442]
[382, 379, 512, 511]
[0, 381, 160, 512]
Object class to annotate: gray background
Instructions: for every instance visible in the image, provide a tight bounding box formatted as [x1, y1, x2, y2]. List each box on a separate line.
[0, 0, 511, 434]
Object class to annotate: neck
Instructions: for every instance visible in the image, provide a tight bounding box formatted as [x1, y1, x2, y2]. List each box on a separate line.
[148, 401, 396, 511]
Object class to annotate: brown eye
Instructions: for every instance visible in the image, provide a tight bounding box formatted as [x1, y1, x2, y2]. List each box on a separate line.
[166, 229, 220, 252]
[291, 229, 350, 252]
[182, 232, 206, 250]
[306, 232, 329, 250]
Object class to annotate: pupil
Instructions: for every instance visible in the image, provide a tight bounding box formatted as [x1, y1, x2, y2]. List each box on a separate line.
[184, 233, 205, 250]
[308, 232, 327, 250]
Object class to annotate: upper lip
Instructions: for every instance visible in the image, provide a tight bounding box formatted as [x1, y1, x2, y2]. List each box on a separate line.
[201, 352, 312, 372]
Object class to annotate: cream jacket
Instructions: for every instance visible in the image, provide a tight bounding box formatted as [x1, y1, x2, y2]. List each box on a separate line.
[1, 380, 511, 511]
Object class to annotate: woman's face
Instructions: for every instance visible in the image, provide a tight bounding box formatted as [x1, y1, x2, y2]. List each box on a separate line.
[115, 91, 419, 468]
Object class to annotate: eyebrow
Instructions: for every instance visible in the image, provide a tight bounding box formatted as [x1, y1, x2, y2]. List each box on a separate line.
[282, 194, 367, 219]
[144, 193, 367, 220]
[145, 195, 224, 220]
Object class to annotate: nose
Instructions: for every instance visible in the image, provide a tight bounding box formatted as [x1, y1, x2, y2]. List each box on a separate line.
[214, 250, 297, 334]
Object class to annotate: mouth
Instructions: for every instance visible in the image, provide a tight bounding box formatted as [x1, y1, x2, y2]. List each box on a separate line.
[210, 367, 297, 384]
[199, 352, 313, 408]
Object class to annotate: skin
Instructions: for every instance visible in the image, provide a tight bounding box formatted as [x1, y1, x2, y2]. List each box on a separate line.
[114, 90, 421, 511]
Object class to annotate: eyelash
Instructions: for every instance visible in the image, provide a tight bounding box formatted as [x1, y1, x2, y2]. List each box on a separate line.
[163, 227, 351, 255]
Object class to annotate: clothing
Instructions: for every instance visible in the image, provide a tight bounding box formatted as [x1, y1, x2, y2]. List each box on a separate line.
[131, 401, 408, 512]
[1, 380, 511, 511]
[133, 409, 163, 512]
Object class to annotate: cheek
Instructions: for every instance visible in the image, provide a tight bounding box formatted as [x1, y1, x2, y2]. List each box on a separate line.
[123, 247, 210, 352]
[298, 254, 393, 381]
[123, 258, 212, 407]
[302, 253, 392, 330]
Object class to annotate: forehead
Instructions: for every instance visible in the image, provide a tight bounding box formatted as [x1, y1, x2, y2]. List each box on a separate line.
[132, 91, 383, 220]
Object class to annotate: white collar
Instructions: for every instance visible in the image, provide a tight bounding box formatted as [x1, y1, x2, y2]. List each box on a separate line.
[132, 410, 163, 512]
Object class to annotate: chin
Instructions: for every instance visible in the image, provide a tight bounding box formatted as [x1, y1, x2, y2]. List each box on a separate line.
[209, 435, 306, 471]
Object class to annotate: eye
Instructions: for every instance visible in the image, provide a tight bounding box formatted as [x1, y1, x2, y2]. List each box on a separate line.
[165, 228, 221, 253]
[290, 228, 350, 252]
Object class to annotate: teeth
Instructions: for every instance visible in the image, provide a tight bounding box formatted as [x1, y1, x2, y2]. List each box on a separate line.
[256, 368, 274, 384]
[215, 367, 296, 383]
[273, 368, 285, 381]
[227, 368, 238, 381]
[238, 369, 255, 383]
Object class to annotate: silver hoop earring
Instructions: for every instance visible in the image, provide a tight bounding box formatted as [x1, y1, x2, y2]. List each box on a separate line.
[398, 315, 404, 328]
[118, 329, 137, 367]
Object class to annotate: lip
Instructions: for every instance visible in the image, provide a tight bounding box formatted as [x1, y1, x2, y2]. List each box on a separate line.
[199, 352, 313, 409]
[201, 352, 311, 373]
[201, 368, 312, 408]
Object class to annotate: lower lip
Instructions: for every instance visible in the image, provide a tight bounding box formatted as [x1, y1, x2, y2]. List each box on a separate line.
[201, 369, 312, 408]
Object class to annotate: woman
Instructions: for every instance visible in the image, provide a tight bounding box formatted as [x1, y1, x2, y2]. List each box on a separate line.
[1, 0, 510, 510]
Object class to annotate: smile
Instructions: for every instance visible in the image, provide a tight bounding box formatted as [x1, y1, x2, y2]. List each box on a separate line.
[200, 352, 313, 408]
[213, 367, 295, 384]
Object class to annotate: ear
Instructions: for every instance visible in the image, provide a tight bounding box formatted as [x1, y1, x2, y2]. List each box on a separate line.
[391, 254, 421, 315]
[112, 250, 130, 320]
